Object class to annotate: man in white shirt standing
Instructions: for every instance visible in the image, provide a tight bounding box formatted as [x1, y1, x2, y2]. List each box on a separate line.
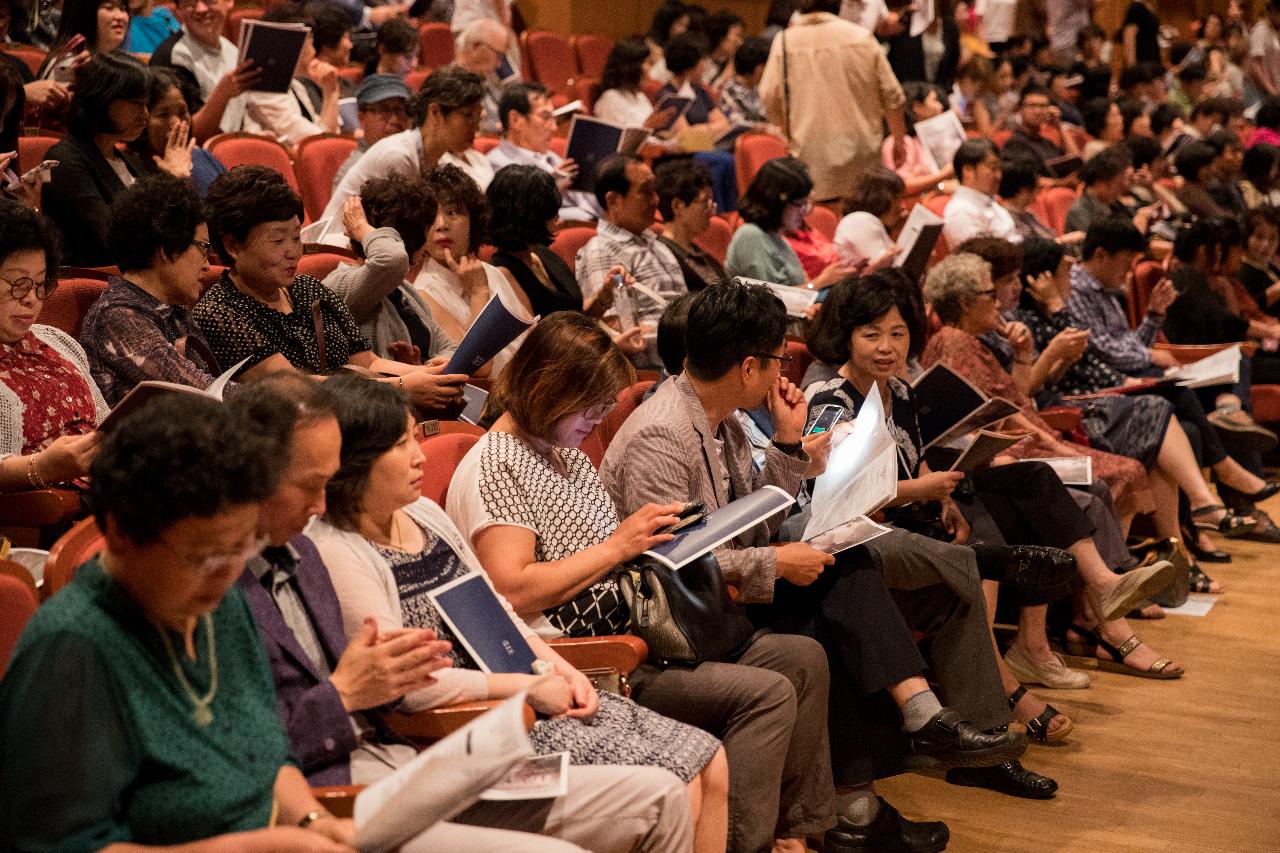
[320, 66, 494, 243]
[942, 138, 1021, 249]
[1249, 0, 1280, 98]
[149, 0, 256, 139]
[488, 82, 602, 223]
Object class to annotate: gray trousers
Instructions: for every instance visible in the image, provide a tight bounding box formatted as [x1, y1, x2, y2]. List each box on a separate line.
[865, 528, 1011, 732]
[354, 750, 693, 852]
[629, 632, 837, 853]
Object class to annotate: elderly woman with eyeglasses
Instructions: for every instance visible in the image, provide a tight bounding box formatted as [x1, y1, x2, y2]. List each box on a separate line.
[81, 174, 229, 407]
[0, 199, 105, 495]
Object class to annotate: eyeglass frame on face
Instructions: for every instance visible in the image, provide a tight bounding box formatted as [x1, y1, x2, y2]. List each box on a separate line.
[750, 352, 794, 367]
[972, 286, 998, 301]
[157, 530, 268, 575]
[0, 275, 58, 301]
[583, 400, 618, 421]
[190, 239, 213, 259]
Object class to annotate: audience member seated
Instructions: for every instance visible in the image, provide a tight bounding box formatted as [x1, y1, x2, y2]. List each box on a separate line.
[231, 374, 694, 852]
[726, 157, 851, 289]
[1175, 140, 1230, 219]
[655, 159, 727, 292]
[149, 0, 257, 141]
[1238, 207, 1280, 315]
[35, 0, 130, 80]
[127, 0, 181, 55]
[887, 82, 957, 196]
[717, 37, 780, 140]
[41, 54, 148, 267]
[452, 18, 513, 136]
[446, 311, 851, 853]
[0, 395, 359, 849]
[1000, 84, 1080, 164]
[1164, 218, 1280, 385]
[239, 2, 339, 148]
[0, 199, 104, 494]
[601, 280, 1027, 849]
[701, 10, 744, 92]
[194, 165, 466, 412]
[1238, 143, 1280, 210]
[486, 166, 645, 358]
[1064, 147, 1155, 237]
[576, 154, 688, 368]
[642, 0, 689, 85]
[1122, 134, 1186, 222]
[362, 16, 419, 79]
[943, 139, 1020, 249]
[1079, 97, 1124, 160]
[309, 373, 732, 853]
[323, 67, 493, 234]
[304, 1, 357, 101]
[833, 167, 907, 271]
[998, 157, 1063, 244]
[1205, 129, 1248, 216]
[331, 74, 412, 191]
[128, 67, 227, 197]
[411, 164, 532, 374]
[593, 38, 683, 134]
[322, 177, 456, 364]
[83, 174, 226, 405]
[487, 81, 602, 224]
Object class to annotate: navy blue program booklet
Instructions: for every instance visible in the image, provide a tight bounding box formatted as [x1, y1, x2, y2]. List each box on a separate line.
[428, 574, 538, 674]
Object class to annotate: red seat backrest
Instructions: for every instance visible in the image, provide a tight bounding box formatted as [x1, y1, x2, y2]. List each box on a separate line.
[473, 136, 500, 155]
[206, 133, 299, 191]
[42, 516, 104, 601]
[783, 339, 812, 387]
[418, 23, 454, 70]
[405, 68, 433, 92]
[18, 135, 61, 171]
[297, 252, 350, 281]
[524, 31, 578, 96]
[419, 433, 481, 506]
[548, 136, 568, 159]
[1037, 185, 1078, 237]
[573, 34, 613, 79]
[42, 278, 107, 338]
[225, 7, 264, 45]
[804, 206, 839, 241]
[1130, 260, 1164, 329]
[3, 45, 47, 77]
[0, 574, 38, 677]
[550, 225, 597, 268]
[295, 134, 359, 223]
[734, 134, 788, 198]
[581, 380, 655, 468]
[692, 215, 734, 265]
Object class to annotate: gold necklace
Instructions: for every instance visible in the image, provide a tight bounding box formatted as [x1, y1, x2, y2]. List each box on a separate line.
[156, 614, 218, 728]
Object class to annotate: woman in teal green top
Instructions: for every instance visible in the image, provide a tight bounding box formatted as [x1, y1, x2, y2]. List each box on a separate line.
[0, 395, 355, 852]
[725, 156, 852, 291]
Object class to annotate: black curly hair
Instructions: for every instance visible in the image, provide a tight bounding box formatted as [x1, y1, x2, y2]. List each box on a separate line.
[485, 164, 559, 251]
[0, 198, 60, 276]
[805, 269, 926, 365]
[321, 373, 413, 531]
[89, 395, 283, 545]
[108, 174, 205, 272]
[205, 165, 304, 261]
[422, 163, 489, 253]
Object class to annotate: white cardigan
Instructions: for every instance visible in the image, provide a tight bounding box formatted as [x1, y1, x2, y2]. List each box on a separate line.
[0, 324, 109, 460]
[306, 497, 539, 712]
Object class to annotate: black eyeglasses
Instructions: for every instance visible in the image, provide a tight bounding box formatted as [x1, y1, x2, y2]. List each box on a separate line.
[191, 239, 213, 259]
[0, 276, 58, 301]
[751, 352, 795, 366]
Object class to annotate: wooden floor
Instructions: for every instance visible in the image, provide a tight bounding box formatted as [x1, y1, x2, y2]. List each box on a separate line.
[878, 507, 1280, 853]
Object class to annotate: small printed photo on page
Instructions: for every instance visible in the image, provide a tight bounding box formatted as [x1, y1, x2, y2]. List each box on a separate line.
[479, 752, 570, 801]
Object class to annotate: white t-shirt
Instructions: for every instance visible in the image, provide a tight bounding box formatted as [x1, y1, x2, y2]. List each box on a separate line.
[942, 185, 1022, 248]
[834, 211, 894, 268]
[976, 0, 1017, 43]
[593, 88, 654, 128]
[1251, 20, 1280, 94]
[412, 257, 529, 374]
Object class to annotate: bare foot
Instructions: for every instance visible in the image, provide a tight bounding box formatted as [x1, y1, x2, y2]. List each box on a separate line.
[1098, 620, 1185, 676]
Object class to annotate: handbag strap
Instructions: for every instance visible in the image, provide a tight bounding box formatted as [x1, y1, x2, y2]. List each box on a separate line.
[310, 299, 328, 373]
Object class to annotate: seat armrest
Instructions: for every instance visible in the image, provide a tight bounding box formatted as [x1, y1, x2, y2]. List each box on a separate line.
[0, 488, 81, 526]
[1040, 407, 1083, 433]
[1152, 341, 1258, 363]
[548, 635, 648, 674]
[385, 701, 536, 745]
[311, 785, 365, 818]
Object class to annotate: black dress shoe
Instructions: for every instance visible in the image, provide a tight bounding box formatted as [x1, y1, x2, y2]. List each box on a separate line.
[903, 708, 1027, 769]
[945, 760, 1059, 799]
[1216, 479, 1280, 511]
[826, 797, 950, 853]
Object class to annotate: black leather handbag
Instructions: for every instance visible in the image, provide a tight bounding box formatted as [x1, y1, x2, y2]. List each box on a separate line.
[615, 552, 760, 668]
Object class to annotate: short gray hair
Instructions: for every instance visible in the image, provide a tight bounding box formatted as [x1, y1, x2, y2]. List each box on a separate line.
[456, 19, 507, 53]
[923, 253, 992, 326]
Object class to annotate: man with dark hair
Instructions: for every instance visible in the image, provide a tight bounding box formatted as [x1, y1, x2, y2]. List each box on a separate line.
[1205, 128, 1248, 215]
[603, 279, 1028, 852]
[1169, 60, 1208, 116]
[1002, 84, 1080, 164]
[654, 159, 726, 293]
[999, 156, 1060, 243]
[231, 376, 695, 853]
[1175, 140, 1230, 218]
[943, 139, 1019, 248]
[1064, 147, 1139, 235]
[319, 66, 491, 242]
[488, 81, 601, 223]
[576, 154, 687, 367]
[718, 36, 775, 132]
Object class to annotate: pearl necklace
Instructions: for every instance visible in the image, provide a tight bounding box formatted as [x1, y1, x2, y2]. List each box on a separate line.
[156, 614, 218, 728]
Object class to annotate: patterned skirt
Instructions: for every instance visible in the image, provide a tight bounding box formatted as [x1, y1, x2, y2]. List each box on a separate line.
[1061, 394, 1174, 471]
[530, 691, 720, 783]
